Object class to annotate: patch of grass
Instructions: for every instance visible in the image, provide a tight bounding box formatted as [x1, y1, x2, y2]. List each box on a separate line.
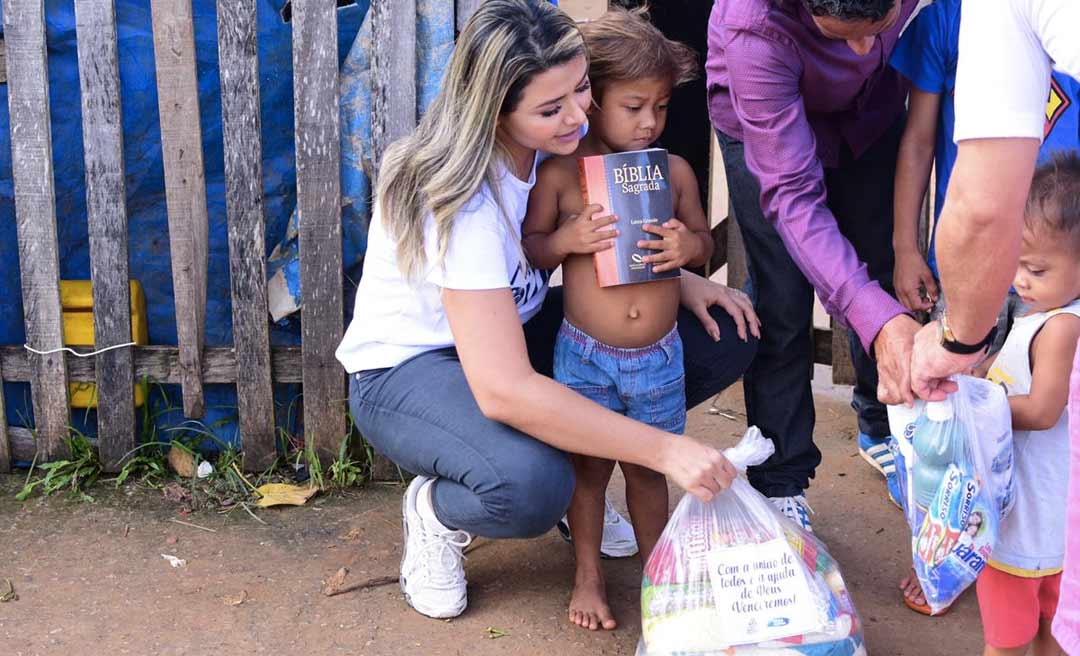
[328, 432, 365, 489]
[16, 430, 102, 502]
[11, 386, 382, 508]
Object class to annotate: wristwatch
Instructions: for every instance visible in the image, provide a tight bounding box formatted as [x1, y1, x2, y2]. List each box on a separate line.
[940, 311, 998, 355]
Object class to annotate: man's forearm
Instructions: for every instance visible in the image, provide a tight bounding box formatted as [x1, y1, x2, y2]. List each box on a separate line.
[934, 138, 1038, 343]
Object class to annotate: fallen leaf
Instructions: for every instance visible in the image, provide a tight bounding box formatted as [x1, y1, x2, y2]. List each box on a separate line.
[167, 446, 196, 478]
[223, 590, 248, 606]
[0, 579, 17, 602]
[323, 567, 349, 594]
[339, 528, 362, 542]
[253, 483, 318, 508]
[162, 482, 192, 504]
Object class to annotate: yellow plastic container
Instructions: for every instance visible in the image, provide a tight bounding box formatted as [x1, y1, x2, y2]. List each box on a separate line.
[60, 280, 149, 408]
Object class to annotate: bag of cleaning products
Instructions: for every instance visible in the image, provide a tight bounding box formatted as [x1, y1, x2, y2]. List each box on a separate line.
[637, 427, 866, 655]
[886, 375, 1013, 614]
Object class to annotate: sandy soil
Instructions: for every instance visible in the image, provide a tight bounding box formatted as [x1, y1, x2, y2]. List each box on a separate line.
[0, 370, 980, 655]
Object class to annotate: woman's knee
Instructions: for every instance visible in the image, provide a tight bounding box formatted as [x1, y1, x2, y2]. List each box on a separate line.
[483, 448, 575, 538]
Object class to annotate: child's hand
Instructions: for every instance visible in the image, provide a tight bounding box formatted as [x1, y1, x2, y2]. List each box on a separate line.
[638, 219, 704, 273]
[894, 249, 938, 312]
[553, 204, 618, 257]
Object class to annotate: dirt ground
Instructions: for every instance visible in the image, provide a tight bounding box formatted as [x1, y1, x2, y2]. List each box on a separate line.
[0, 368, 981, 655]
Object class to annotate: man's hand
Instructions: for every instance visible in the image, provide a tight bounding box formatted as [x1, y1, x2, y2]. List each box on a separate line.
[873, 314, 921, 406]
[910, 320, 981, 400]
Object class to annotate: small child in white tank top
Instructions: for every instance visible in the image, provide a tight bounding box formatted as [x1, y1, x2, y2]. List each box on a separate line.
[977, 152, 1080, 656]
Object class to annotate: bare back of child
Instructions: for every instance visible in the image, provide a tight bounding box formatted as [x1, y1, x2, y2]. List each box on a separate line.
[521, 7, 710, 634]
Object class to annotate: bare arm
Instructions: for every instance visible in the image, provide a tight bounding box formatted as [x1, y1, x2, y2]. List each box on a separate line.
[936, 138, 1039, 342]
[1008, 314, 1080, 431]
[522, 162, 616, 269]
[892, 87, 941, 312]
[910, 139, 1039, 400]
[441, 286, 737, 499]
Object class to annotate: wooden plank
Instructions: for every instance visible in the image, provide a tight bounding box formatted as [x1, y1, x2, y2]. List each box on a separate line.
[813, 327, 832, 367]
[0, 345, 303, 384]
[75, 0, 136, 472]
[708, 219, 728, 275]
[370, 0, 416, 177]
[292, 1, 345, 464]
[216, 0, 277, 471]
[9, 427, 36, 466]
[455, 0, 482, 33]
[830, 319, 857, 386]
[150, 0, 208, 418]
[0, 357, 10, 473]
[4, 0, 71, 462]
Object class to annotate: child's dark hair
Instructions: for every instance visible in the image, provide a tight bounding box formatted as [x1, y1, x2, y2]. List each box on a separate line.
[1025, 151, 1080, 250]
[579, 6, 697, 103]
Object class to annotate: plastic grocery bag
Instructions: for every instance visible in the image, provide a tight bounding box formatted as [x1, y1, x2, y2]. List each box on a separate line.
[637, 427, 866, 656]
[886, 375, 1014, 614]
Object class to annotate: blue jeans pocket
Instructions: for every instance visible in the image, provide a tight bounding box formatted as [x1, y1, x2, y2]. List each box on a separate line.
[642, 374, 687, 434]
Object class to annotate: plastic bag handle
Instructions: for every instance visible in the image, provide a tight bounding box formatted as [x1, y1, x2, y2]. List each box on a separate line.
[722, 426, 776, 473]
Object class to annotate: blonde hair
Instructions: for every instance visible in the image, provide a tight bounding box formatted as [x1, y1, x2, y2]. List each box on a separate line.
[579, 5, 697, 103]
[377, 0, 586, 281]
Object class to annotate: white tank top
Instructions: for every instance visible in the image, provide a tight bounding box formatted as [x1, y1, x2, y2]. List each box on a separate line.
[986, 299, 1080, 576]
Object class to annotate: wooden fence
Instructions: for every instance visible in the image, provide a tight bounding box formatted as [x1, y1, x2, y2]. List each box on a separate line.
[0, 0, 414, 474]
[0, 0, 925, 475]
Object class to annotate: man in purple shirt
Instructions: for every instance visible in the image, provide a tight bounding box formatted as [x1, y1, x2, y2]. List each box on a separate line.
[707, 0, 922, 528]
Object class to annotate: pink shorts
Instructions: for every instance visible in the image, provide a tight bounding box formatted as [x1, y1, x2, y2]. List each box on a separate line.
[977, 565, 1062, 649]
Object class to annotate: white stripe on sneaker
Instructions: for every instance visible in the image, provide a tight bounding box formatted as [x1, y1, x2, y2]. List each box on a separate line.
[865, 443, 890, 455]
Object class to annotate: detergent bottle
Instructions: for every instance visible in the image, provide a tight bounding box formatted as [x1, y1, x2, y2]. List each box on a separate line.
[911, 399, 960, 510]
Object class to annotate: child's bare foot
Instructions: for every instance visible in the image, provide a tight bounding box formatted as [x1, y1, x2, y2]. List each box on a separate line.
[568, 574, 617, 631]
[900, 569, 927, 607]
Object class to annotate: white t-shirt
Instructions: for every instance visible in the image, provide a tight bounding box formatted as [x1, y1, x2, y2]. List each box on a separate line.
[954, 0, 1080, 142]
[335, 155, 549, 373]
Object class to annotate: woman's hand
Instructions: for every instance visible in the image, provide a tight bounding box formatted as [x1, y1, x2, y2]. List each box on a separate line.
[639, 219, 705, 272]
[679, 270, 761, 342]
[552, 204, 618, 257]
[658, 436, 739, 502]
[894, 248, 938, 312]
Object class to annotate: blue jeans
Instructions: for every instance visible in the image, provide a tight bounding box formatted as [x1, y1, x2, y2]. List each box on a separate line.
[716, 118, 904, 497]
[348, 286, 756, 538]
[554, 320, 686, 434]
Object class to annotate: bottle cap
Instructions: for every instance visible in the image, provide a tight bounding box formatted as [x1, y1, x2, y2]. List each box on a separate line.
[925, 399, 954, 422]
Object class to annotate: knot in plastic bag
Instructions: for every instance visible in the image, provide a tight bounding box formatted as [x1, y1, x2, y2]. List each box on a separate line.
[721, 426, 775, 473]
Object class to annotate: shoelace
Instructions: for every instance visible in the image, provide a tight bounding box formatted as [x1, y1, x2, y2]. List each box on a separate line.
[413, 528, 472, 590]
[771, 496, 815, 522]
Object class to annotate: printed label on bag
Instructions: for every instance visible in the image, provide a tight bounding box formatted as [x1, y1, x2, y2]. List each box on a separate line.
[706, 538, 821, 645]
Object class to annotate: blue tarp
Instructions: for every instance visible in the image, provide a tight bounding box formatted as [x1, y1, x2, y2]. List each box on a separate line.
[0, 0, 370, 458]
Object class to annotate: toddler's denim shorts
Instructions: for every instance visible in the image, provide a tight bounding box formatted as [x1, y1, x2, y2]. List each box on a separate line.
[554, 319, 686, 434]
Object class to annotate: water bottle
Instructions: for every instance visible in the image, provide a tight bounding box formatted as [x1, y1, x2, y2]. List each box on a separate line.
[911, 399, 960, 510]
[887, 400, 926, 447]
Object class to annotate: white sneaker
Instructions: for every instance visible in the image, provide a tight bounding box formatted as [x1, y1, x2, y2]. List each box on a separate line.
[556, 497, 639, 559]
[769, 494, 815, 533]
[400, 476, 472, 619]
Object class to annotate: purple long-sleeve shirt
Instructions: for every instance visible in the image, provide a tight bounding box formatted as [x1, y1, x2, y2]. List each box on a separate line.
[706, 0, 917, 351]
